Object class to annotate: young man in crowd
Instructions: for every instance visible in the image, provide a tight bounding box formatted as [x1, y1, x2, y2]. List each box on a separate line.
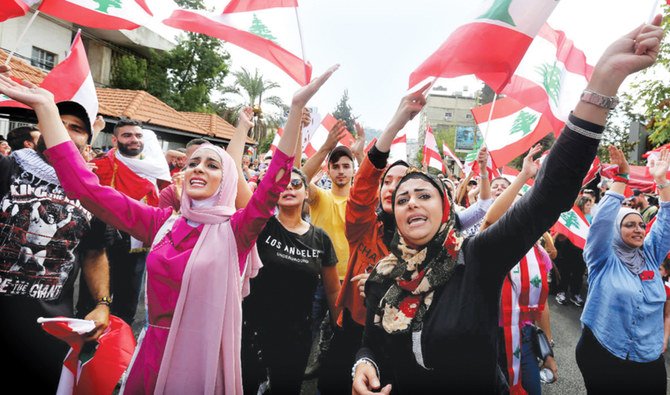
[631, 188, 659, 224]
[7, 125, 40, 152]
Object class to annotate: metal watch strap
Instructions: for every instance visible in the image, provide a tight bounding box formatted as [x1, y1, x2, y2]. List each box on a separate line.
[580, 90, 619, 110]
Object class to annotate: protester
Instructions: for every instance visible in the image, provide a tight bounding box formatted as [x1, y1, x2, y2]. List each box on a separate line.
[159, 138, 209, 212]
[242, 168, 340, 394]
[352, 18, 663, 393]
[0, 137, 10, 156]
[631, 188, 659, 224]
[0, 62, 341, 393]
[659, 254, 670, 353]
[577, 144, 670, 394]
[0, 90, 110, 392]
[480, 145, 558, 394]
[6, 125, 40, 151]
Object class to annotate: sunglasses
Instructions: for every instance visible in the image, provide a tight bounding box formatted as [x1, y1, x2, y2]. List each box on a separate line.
[288, 179, 304, 189]
[259, 163, 269, 170]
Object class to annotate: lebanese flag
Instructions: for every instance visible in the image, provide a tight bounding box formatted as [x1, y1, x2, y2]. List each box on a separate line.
[501, 166, 534, 195]
[303, 114, 354, 158]
[463, 142, 500, 179]
[0, 0, 33, 22]
[163, 0, 311, 85]
[38, 0, 154, 30]
[582, 157, 601, 187]
[0, 31, 98, 130]
[501, 23, 593, 135]
[409, 0, 559, 92]
[38, 316, 136, 395]
[553, 205, 590, 249]
[423, 126, 445, 173]
[472, 97, 552, 167]
[267, 127, 283, 156]
[443, 143, 463, 171]
[389, 130, 408, 163]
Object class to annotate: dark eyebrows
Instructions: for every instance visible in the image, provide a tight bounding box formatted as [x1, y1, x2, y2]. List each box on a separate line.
[395, 187, 431, 198]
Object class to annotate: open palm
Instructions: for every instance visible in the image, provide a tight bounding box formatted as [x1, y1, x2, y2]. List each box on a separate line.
[0, 74, 53, 108]
[649, 148, 670, 181]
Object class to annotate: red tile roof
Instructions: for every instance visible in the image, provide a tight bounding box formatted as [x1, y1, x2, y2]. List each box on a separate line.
[0, 51, 46, 85]
[181, 111, 254, 144]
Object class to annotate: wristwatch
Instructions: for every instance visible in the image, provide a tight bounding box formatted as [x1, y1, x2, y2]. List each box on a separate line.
[657, 180, 670, 190]
[96, 296, 112, 306]
[580, 90, 619, 110]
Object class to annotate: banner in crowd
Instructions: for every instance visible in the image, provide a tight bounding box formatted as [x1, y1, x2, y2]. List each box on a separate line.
[554, 205, 590, 249]
[164, 0, 311, 85]
[501, 23, 593, 135]
[409, 0, 559, 92]
[423, 126, 445, 173]
[472, 97, 552, 167]
[39, 0, 154, 30]
[0, 31, 98, 130]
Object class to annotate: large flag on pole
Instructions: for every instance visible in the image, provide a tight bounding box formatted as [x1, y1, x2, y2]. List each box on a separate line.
[0, 31, 98, 131]
[423, 126, 445, 173]
[472, 97, 552, 167]
[554, 205, 590, 249]
[409, 0, 560, 92]
[501, 23, 593, 135]
[0, 0, 32, 22]
[163, 0, 311, 85]
[389, 130, 408, 163]
[38, 0, 154, 30]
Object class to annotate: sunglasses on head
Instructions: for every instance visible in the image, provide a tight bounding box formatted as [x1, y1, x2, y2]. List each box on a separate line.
[288, 178, 304, 189]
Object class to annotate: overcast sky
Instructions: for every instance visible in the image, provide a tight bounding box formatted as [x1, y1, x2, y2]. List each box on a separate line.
[207, 0, 662, 137]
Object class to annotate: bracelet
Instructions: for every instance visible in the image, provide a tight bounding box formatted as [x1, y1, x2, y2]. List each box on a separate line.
[616, 173, 629, 179]
[351, 358, 379, 381]
[565, 119, 603, 140]
[613, 176, 629, 184]
[96, 296, 112, 306]
[657, 180, 670, 190]
[580, 89, 620, 110]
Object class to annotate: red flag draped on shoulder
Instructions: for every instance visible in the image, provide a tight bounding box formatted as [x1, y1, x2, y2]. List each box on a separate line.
[423, 126, 446, 173]
[38, 0, 154, 30]
[0, 31, 98, 130]
[163, 0, 311, 85]
[409, 0, 560, 92]
[0, 0, 31, 22]
[473, 97, 552, 167]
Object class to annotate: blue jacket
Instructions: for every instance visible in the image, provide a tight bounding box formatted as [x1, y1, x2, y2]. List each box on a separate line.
[582, 191, 670, 362]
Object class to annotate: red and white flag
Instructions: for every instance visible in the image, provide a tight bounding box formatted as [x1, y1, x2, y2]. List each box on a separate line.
[38, 0, 154, 30]
[443, 143, 463, 171]
[501, 165, 534, 195]
[643, 144, 670, 179]
[39, 316, 136, 395]
[472, 97, 553, 167]
[582, 157, 601, 187]
[0, 0, 34, 22]
[501, 23, 593, 135]
[389, 130, 408, 163]
[267, 127, 283, 157]
[463, 142, 500, 179]
[164, 0, 311, 85]
[409, 0, 559, 92]
[0, 31, 98, 130]
[554, 205, 590, 249]
[423, 126, 445, 173]
[303, 114, 354, 158]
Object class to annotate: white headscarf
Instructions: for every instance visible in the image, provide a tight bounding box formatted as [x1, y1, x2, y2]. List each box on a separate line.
[613, 207, 645, 275]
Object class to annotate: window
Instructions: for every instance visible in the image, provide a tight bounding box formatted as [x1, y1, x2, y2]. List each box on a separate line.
[444, 112, 453, 120]
[465, 113, 473, 120]
[31, 47, 57, 71]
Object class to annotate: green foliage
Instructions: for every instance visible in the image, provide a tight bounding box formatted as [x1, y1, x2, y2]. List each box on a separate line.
[333, 90, 357, 132]
[111, 55, 147, 90]
[596, 104, 638, 163]
[621, 6, 670, 148]
[479, 84, 496, 105]
[258, 130, 274, 155]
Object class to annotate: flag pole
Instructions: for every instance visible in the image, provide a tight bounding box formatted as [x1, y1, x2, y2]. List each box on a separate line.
[648, 0, 661, 22]
[481, 92, 498, 148]
[5, 10, 40, 66]
[293, 6, 309, 84]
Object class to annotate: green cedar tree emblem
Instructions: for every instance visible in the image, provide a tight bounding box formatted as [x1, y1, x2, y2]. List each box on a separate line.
[513, 345, 521, 359]
[478, 0, 515, 26]
[536, 61, 562, 107]
[510, 111, 538, 137]
[530, 275, 541, 288]
[520, 184, 531, 194]
[94, 0, 122, 13]
[560, 210, 580, 230]
[249, 14, 278, 43]
[512, 264, 520, 274]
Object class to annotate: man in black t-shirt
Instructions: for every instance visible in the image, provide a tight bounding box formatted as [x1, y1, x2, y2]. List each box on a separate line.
[0, 101, 111, 392]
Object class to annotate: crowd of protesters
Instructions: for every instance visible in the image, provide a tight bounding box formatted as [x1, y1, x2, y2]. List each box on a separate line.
[0, 14, 666, 395]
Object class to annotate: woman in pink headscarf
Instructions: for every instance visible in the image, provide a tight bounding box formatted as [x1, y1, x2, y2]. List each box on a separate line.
[0, 65, 339, 394]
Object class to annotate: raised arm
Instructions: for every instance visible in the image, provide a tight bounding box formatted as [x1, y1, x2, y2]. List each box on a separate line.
[302, 119, 347, 203]
[644, 148, 670, 262]
[227, 107, 255, 208]
[469, 16, 664, 281]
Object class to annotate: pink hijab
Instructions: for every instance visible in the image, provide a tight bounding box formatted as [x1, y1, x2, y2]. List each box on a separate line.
[154, 144, 261, 394]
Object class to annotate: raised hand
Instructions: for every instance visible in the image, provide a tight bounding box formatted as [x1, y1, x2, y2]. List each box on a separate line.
[324, 119, 348, 151]
[0, 74, 54, 108]
[476, 146, 488, 169]
[351, 122, 366, 159]
[237, 106, 255, 131]
[520, 144, 542, 179]
[386, 82, 430, 133]
[608, 145, 630, 175]
[301, 107, 312, 128]
[649, 148, 669, 182]
[292, 65, 339, 108]
[352, 362, 392, 395]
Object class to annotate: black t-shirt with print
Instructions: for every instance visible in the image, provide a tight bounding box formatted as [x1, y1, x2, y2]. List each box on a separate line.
[244, 216, 337, 327]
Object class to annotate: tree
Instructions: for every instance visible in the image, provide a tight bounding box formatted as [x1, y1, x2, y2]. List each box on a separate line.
[333, 90, 357, 132]
[111, 55, 147, 90]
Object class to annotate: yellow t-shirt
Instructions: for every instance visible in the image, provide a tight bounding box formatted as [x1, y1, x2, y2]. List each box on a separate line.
[309, 187, 349, 279]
